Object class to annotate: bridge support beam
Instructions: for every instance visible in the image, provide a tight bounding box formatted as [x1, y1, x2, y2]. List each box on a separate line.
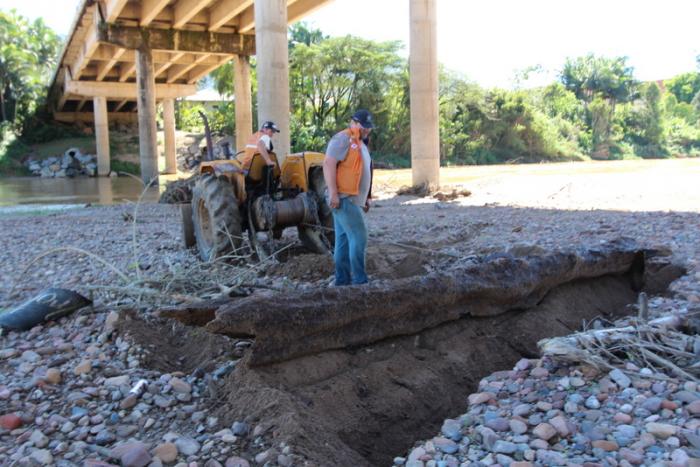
[233, 54, 253, 153]
[255, 0, 290, 162]
[93, 96, 110, 176]
[136, 45, 159, 185]
[409, 0, 440, 189]
[162, 98, 177, 174]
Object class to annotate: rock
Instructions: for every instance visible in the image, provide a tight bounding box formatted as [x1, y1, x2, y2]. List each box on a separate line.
[231, 421, 249, 436]
[120, 394, 139, 409]
[468, 392, 495, 405]
[687, 400, 700, 415]
[493, 440, 518, 454]
[485, 417, 510, 432]
[153, 442, 178, 463]
[585, 395, 601, 409]
[433, 437, 458, 454]
[645, 422, 677, 439]
[510, 419, 528, 434]
[549, 415, 570, 437]
[204, 461, 222, 467]
[30, 449, 54, 465]
[441, 419, 462, 440]
[592, 440, 619, 451]
[169, 377, 191, 394]
[74, 360, 92, 375]
[619, 448, 644, 465]
[642, 397, 663, 413]
[530, 367, 549, 378]
[671, 448, 690, 466]
[515, 358, 531, 371]
[614, 413, 632, 424]
[121, 443, 152, 467]
[30, 430, 49, 448]
[609, 369, 631, 388]
[95, 430, 116, 445]
[533, 423, 557, 441]
[224, 458, 250, 467]
[536, 449, 565, 465]
[104, 311, 120, 333]
[174, 437, 200, 456]
[105, 375, 130, 387]
[0, 413, 22, 430]
[22, 350, 41, 362]
[254, 450, 270, 464]
[44, 368, 61, 384]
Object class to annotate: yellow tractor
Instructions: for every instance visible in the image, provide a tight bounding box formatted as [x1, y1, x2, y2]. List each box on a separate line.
[180, 121, 333, 261]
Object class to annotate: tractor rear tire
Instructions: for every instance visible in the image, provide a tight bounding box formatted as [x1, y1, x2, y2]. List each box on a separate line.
[298, 167, 335, 254]
[181, 203, 195, 248]
[191, 174, 243, 261]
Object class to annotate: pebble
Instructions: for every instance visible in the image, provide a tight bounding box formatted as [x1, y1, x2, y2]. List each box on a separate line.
[533, 423, 557, 441]
[73, 360, 92, 375]
[44, 368, 61, 384]
[468, 392, 494, 405]
[0, 413, 22, 430]
[609, 369, 632, 388]
[645, 422, 677, 439]
[585, 395, 601, 409]
[174, 437, 200, 455]
[153, 442, 179, 462]
[30, 449, 54, 465]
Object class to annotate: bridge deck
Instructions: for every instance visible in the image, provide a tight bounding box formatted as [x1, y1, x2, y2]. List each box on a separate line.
[49, 0, 330, 122]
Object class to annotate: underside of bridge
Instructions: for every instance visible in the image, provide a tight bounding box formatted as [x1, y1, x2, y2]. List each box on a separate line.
[48, 0, 440, 187]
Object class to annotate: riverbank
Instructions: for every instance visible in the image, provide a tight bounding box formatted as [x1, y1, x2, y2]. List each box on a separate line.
[1, 160, 699, 465]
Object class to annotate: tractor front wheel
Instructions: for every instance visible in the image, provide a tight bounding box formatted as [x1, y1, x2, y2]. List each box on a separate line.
[191, 174, 243, 261]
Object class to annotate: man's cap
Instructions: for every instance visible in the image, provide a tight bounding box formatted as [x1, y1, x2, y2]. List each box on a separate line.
[261, 121, 280, 133]
[351, 109, 374, 129]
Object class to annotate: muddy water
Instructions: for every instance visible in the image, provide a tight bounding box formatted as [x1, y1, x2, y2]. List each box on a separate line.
[0, 176, 168, 207]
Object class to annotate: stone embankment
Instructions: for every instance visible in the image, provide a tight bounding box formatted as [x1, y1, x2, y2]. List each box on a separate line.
[24, 148, 105, 178]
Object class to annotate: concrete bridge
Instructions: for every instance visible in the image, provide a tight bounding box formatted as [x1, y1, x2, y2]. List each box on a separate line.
[48, 0, 439, 187]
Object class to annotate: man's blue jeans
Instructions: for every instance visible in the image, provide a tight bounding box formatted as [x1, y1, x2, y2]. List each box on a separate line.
[332, 197, 368, 286]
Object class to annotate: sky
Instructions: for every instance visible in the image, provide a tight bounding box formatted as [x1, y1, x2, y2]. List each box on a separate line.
[5, 0, 699, 89]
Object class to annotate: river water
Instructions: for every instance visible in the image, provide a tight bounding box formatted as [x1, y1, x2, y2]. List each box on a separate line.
[0, 176, 166, 209]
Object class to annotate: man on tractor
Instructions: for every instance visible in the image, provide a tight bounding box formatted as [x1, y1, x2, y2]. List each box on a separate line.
[238, 120, 279, 168]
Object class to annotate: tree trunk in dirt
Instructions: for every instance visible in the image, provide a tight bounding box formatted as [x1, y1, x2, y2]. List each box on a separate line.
[159, 239, 683, 367]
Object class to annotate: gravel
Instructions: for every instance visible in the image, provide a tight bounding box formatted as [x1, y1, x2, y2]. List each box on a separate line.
[2, 161, 700, 465]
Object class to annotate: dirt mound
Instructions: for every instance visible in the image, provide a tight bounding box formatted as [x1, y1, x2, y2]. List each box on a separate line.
[267, 245, 431, 283]
[117, 310, 237, 374]
[212, 274, 639, 466]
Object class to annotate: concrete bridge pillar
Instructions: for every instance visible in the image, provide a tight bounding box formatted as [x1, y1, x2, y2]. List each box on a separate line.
[136, 45, 159, 185]
[162, 98, 177, 174]
[233, 54, 253, 153]
[254, 0, 290, 162]
[409, 0, 440, 189]
[93, 96, 110, 176]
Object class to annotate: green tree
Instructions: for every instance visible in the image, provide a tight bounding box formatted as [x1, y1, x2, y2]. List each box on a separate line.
[560, 54, 637, 157]
[0, 10, 60, 127]
[665, 72, 700, 104]
[288, 35, 404, 152]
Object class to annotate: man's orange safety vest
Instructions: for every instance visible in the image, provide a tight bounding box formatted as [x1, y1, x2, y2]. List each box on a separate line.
[336, 127, 364, 196]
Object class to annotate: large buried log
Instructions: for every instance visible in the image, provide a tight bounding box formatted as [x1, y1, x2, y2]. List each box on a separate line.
[159, 239, 682, 367]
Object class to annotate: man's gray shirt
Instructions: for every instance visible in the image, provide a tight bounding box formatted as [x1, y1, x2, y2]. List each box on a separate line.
[325, 132, 371, 207]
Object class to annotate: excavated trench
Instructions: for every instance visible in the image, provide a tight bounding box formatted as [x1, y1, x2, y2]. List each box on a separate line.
[133, 240, 684, 467]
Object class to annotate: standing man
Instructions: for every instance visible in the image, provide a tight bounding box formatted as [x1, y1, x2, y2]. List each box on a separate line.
[323, 109, 374, 286]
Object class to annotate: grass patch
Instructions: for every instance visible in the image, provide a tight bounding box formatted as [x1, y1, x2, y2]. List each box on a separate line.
[111, 159, 141, 175]
[30, 137, 96, 158]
